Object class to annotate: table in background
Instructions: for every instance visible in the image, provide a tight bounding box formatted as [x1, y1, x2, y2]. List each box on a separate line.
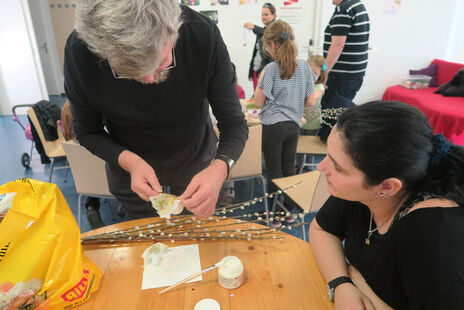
[80, 218, 333, 310]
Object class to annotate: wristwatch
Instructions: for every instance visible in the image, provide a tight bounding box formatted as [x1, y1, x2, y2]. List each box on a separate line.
[215, 155, 235, 180]
[326, 276, 354, 302]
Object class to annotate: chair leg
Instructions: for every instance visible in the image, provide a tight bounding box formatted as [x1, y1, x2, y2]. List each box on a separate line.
[258, 176, 269, 223]
[49, 158, 55, 182]
[298, 154, 307, 174]
[29, 141, 34, 158]
[271, 194, 278, 216]
[78, 194, 83, 230]
[301, 213, 307, 242]
[64, 160, 69, 183]
[250, 179, 255, 200]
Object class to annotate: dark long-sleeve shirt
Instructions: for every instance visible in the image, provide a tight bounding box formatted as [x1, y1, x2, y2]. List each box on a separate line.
[64, 5, 248, 167]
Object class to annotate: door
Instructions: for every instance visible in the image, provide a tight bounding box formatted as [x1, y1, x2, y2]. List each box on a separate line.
[25, 0, 64, 95]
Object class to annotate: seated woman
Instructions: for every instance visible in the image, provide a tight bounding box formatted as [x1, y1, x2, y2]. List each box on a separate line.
[309, 101, 464, 309]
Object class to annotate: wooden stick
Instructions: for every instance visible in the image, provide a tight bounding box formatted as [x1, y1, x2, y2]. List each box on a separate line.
[158, 261, 222, 294]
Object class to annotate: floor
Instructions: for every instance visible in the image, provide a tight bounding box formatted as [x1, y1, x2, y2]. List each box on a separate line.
[0, 95, 316, 239]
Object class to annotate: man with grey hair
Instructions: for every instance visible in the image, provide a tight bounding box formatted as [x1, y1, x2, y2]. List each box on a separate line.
[64, 0, 248, 220]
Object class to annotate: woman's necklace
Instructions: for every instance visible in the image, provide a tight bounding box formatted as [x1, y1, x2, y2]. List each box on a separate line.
[365, 207, 399, 245]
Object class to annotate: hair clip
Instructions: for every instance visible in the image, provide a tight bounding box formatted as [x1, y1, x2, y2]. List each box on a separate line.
[280, 32, 291, 41]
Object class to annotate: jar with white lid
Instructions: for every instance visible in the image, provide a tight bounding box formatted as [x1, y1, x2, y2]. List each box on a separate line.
[218, 256, 244, 289]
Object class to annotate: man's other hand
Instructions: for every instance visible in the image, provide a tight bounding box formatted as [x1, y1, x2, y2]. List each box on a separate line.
[180, 159, 228, 218]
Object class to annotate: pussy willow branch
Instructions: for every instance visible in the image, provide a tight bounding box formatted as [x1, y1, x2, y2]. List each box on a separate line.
[81, 182, 309, 245]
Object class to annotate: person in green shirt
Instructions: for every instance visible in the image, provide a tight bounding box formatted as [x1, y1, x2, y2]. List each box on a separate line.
[296, 55, 328, 173]
[302, 54, 327, 134]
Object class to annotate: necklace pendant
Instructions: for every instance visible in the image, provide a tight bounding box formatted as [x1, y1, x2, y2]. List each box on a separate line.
[365, 237, 370, 245]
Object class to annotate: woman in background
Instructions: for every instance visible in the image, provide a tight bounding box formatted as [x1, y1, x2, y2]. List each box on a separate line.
[310, 101, 464, 309]
[244, 2, 276, 90]
[254, 20, 315, 228]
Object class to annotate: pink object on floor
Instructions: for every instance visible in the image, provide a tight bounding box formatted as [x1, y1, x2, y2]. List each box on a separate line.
[25, 123, 33, 141]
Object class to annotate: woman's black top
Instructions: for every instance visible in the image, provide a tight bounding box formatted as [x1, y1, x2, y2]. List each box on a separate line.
[316, 196, 464, 309]
[248, 25, 273, 79]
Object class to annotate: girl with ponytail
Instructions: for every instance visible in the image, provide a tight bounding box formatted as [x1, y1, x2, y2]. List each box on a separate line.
[254, 20, 316, 228]
[309, 101, 464, 309]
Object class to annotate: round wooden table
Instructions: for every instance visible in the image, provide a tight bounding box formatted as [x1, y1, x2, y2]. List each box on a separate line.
[79, 218, 333, 310]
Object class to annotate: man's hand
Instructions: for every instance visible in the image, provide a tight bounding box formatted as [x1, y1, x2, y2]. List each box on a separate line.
[244, 22, 255, 30]
[334, 283, 375, 310]
[118, 150, 163, 201]
[180, 159, 228, 218]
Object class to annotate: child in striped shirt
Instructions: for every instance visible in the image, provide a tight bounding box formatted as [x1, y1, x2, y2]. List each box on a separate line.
[254, 19, 316, 228]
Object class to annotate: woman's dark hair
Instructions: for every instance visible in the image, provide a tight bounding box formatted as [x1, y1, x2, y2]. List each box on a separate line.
[263, 2, 276, 15]
[336, 101, 464, 205]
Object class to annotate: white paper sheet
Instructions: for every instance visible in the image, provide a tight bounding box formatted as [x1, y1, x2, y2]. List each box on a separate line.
[141, 244, 202, 290]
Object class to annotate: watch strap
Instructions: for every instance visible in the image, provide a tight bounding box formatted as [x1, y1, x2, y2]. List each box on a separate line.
[215, 155, 234, 180]
[327, 276, 354, 302]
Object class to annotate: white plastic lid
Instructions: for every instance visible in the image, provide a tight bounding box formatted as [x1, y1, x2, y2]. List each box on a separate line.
[219, 256, 243, 276]
[194, 298, 221, 310]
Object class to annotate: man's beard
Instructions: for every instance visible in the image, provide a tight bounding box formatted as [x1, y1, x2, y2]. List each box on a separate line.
[136, 70, 170, 84]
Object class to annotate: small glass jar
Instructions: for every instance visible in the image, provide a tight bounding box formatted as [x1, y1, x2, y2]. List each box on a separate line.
[218, 256, 244, 289]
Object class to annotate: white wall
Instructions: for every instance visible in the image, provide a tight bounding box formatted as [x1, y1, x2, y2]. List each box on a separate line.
[318, 0, 464, 104]
[189, 0, 314, 98]
[2, 0, 463, 115]
[0, 0, 46, 115]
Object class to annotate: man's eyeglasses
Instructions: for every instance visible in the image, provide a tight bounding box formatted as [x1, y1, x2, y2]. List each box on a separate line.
[109, 48, 176, 79]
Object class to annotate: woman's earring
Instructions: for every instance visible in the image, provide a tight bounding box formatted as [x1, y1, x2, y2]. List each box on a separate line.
[379, 193, 384, 198]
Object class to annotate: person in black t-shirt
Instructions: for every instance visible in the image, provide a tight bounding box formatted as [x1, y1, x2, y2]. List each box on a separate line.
[64, 0, 248, 220]
[309, 101, 464, 309]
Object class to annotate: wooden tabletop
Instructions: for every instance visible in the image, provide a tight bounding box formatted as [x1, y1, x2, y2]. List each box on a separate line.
[79, 218, 333, 310]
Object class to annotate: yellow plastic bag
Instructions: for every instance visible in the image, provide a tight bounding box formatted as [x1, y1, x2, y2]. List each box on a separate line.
[0, 179, 102, 310]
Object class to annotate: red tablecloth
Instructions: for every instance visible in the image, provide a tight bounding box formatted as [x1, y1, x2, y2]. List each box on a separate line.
[383, 85, 464, 145]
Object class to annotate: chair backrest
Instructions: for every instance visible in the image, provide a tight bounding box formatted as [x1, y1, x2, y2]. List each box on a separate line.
[27, 107, 66, 158]
[61, 142, 112, 197]
[296, 135, 327, 155]
[229, 124, 262, 179]
[271, 170, 330, 212]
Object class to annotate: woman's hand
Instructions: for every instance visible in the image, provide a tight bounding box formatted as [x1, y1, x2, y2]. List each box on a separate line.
[348, 265, 393, 310]
[334, 283, 375, 310]
[244, 22, 255, 30]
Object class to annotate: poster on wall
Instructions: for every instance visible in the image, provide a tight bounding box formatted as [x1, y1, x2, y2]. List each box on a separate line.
[383, 0, 401, 14]
[284, 0, 298, 5]
[211, 0, 229, 5]
[200, 10, 219, 24]
[239, 0, 258, 4]
[180, 0, 199, 6]
[279, 5, 303, 27]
